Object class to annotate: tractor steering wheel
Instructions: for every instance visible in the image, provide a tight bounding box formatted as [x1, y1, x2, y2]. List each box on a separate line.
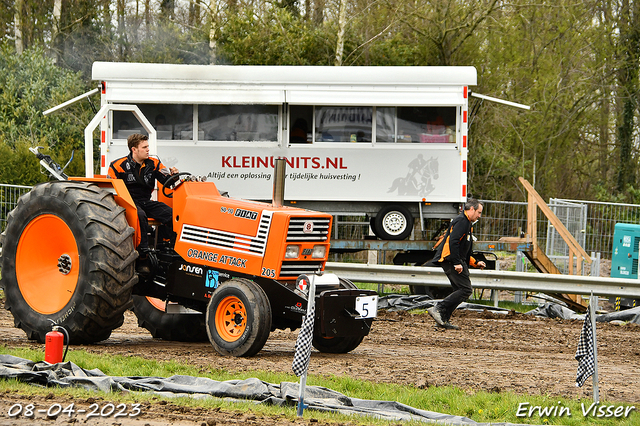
[162, 172, 192, 198]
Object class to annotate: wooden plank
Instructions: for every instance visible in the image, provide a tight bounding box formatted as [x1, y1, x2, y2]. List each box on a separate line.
[519, 177, 591, 262]
[522, 247, 587, 310]
[523, 248, 561, 275]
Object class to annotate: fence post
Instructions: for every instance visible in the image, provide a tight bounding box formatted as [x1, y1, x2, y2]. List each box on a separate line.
[515, 251, 524, 304]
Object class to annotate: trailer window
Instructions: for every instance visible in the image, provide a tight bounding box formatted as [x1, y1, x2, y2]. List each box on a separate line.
[112, 104, 193, 140]
[144, 104, 193, 140]
[199, 105, 278, 142]
[315, 107, 372, 142]
[396, 106, 456, 143]
[290, 105, 312, 143]
[376, 108, 396, 142]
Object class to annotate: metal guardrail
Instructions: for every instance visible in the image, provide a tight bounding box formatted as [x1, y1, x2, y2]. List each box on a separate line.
[324, 262, 640, 298]
[330, 239, 534, 253]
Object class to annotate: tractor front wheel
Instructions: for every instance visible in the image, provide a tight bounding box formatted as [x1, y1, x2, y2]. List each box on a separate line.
[205, 278, 272, 357]
[0, 181, 137, 344]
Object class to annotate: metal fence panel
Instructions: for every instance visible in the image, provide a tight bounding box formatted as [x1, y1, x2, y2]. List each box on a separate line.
[545, 199, 587, 273]
[560, 199, 640, 260]
[0, 184, 32, 233]
[477, 199, 640, 261]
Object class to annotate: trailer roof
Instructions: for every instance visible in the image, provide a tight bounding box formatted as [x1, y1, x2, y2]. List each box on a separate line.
[92, 62, 477, 86]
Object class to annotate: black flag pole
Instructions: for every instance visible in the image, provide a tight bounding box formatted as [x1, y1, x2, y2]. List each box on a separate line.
[589, 293, 600, 403]
[575, 292, 599, 403]
[292, 274, 317, 417]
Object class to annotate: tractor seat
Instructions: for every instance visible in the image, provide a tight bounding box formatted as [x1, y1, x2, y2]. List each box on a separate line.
[147, 218, 162, 227]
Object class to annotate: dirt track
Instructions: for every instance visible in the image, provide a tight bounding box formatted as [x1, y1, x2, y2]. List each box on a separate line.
[0, 303, 639, 425]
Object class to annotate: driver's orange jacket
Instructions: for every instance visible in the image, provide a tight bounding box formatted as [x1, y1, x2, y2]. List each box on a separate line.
[107, 153, 171, 203]
[433, 210, 479, 268]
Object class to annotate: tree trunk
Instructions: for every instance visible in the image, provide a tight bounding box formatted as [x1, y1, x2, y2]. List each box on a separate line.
[14, 0, 23, 54]
[161, 0, 175, 20]
[616, 0, 639, 191]
[304, 0, 311, 20]
[117, 0, 126, 59]
[314, 0, 325, 24]
[51, 0, 62, 63]
[145, 0, 151, 30]
[334, 0, 347, 66]
[103, 0, 113, 42]
[189, 0, 201, 26]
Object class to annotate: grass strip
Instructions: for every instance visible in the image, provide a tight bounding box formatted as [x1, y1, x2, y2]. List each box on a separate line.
[0, 345, 636, 425]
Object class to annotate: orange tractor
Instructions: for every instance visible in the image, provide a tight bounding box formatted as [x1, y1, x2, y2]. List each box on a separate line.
[0, 156, 377, 357]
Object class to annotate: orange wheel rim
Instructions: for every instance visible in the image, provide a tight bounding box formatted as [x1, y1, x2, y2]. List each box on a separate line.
[215, 296, 247, 342]
[15, 214, 79, 314]
[147, 297, 166, 311]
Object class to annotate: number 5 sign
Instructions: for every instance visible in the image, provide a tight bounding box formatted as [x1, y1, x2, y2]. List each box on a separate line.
[355, 295, 378, 319]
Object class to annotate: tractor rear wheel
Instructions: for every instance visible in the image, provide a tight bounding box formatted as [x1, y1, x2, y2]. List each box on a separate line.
[312, 278, 365, 354]
[0, 181, 137, 344]
[132, 296, 208, 342]
[205, 278, 272, 357]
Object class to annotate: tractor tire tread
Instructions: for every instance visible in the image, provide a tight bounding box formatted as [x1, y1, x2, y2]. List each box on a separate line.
[1, 181, 136, 344]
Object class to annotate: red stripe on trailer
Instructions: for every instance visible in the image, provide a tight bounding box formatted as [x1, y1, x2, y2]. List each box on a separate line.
[101, 155, 105, 168]
[463, 135, 467, 148]
[462, 185, 467, 198]
[462, 160, 467, 172]
[464, 86, 468, 98]
[463, 110, 467, 123]
[101, 131, 105, 143]
[101, 82, 106, 94]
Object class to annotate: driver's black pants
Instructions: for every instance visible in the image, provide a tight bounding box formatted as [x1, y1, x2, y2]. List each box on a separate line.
[436, 261, 473, 322]
[135, 200, 173, 249]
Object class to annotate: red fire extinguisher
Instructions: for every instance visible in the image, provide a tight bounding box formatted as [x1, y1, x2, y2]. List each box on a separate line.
[45, 325, 68, 364]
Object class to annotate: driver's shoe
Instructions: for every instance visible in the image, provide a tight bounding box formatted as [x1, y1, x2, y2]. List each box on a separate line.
[438, 321, 460, 330]
[136, 247, 157, 275]
[427, 306, 445, 326]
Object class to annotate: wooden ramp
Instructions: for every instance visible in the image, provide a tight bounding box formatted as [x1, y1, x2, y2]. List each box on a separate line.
[522, 245, 562, 275]
[522, 248, 588, 311]
[498, 178, 592, 312]
[499, 237, 585, 311]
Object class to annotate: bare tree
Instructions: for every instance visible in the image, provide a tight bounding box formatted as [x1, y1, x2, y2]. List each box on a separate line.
[145, 0, 151, 29]
[314, 0, 325, 24]
[615, 0, 640, 191]
[14, 0, 23, 54]
[50, 0, 63, 63]
[334, 0, 347, 65]
[400, 0, 500, 65]
[117, 0, 127, 58]
[189, 0, 202, 26]
[159, 0, 175, 22]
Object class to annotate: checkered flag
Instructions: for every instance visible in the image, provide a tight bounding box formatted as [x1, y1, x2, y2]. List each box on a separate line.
[292, 304, 315, 377]
[575, 304, 595, 387]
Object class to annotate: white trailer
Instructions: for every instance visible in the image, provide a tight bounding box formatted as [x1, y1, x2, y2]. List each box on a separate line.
[89, 62, 478, 240]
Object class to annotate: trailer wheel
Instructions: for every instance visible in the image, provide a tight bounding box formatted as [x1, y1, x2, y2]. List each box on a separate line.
[206, 278, 272, 357]
[373, 205, 413, 240]
[312, 278, 365, 354]
[132, 296, 208, 342]
[0, 181, 137, 344]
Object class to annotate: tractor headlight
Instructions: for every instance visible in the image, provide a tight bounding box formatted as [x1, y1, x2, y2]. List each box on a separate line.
[311, 245, 326, 259]
[285, 245, 300, 259]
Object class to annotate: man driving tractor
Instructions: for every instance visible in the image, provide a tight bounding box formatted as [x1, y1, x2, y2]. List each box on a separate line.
[107, 133, 178, 251]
